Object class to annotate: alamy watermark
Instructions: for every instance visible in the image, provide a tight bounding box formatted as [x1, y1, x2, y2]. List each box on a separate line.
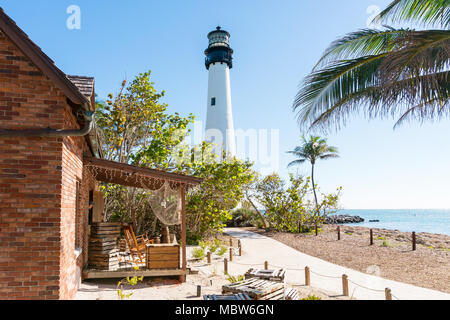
[66, 5, 81, 30]
[171, 120, 280, 173]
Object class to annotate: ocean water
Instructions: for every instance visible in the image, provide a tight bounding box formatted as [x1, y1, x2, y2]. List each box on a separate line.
[337, 209, 450, 236]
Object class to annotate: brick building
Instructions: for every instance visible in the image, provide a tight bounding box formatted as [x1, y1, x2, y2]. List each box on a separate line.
[0, 8, 201, 300]
[0, 8, 103, 300]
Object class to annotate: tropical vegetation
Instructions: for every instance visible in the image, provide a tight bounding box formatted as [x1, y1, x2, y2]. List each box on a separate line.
[255, 173, 341, 233]
[287, 136, 339, 234]
[293, 0, 450, 131]
[95, 71, 256, 241]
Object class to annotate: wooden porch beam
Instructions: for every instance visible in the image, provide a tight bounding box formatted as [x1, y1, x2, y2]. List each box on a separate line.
[180, 184, 187, 283]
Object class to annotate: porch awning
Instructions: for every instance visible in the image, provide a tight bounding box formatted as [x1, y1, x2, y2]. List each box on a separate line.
[84, 157, 202, 190]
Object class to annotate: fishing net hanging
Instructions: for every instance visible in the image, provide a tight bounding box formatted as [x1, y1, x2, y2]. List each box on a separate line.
[147, 181, 182, 226]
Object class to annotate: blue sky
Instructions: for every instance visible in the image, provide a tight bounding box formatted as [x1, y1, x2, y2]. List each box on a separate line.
[2, 0, 449, 209]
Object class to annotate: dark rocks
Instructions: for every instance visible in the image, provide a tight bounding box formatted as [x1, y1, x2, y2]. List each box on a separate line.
[324, 214, 364, 224]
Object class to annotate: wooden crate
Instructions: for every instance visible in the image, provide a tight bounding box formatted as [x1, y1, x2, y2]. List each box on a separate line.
[88, 222, 121, 270]
[285, 288, 299, 301]
[91, 222, 121, 238]
[223, 278, 299, 300]
[245, 268, 286, 282]
[146, 244, 180, 270]
[222, 278, 285, 300]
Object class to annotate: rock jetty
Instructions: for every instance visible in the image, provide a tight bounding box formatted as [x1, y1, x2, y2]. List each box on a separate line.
[324, 214, 364, 224]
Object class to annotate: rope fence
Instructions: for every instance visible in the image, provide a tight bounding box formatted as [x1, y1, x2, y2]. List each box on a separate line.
[309, 269, 342, 279]
[203, 239, 401, 300]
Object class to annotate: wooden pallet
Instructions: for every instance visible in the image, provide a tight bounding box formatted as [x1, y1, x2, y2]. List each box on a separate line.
[204, 293, 251, 300]
[222, 278, 285, 300]
[285, 288, 299, 301]
[245, 268, 286, 282]
[88, 223, 121, 270]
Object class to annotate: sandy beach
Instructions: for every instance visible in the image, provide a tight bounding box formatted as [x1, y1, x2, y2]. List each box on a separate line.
[247, 225, 450, 293]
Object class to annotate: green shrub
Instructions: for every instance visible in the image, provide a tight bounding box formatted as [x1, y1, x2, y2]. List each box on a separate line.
[308, 228, 322, 235]
[199, 240, 208, 251]
[226, 208, 260, 228]
[381, 240, 391, 247]
[377, 236, 386, 240]
[217, 245, 227, 257]
[208, 239, 221, 253]
[301, 295, 321, 300]
[192, 247, 205, 260]
[117, 266, 144, 300]
[227, 274, 245, 283]
[186, 232, 202, 245]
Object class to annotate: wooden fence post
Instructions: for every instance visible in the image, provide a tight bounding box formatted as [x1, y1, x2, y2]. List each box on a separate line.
[238, 240, 241, 248]
[370, 229, 374, 245]
[229, 247, 233, 261]
[337, 226, 341, 240]
[305, 267, 310, 286]
[229, 237, 233, 247]
[224, 258, 228, 275]
[342, 274, 349, 296]
[385, 288, 392, 300]
[239, 245, 242, 257]
[264, 261, 269, 270]
[412, 232, 416, 251]
[197, 285, 202, 297]
[207, 251, 211, 264]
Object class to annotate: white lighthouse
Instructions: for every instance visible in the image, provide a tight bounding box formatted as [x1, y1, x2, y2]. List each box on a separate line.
[204, 26, 236, 159]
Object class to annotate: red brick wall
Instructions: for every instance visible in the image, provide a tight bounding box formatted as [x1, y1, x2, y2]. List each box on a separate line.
[0, 30, 94, 300]
[59, 106, 95, 300]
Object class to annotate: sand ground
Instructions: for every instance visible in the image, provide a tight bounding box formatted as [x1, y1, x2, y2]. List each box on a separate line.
[247, 225, 450, 293]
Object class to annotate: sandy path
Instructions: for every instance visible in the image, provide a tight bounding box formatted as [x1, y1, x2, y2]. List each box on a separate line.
[249, 225, 449, 293]
[222, 228, 450, 300]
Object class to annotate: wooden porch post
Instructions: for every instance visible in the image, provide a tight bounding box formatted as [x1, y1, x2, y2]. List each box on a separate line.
[180, 184, 187, 283]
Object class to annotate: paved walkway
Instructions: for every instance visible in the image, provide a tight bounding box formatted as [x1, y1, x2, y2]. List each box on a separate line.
[195, 228, 449, 300]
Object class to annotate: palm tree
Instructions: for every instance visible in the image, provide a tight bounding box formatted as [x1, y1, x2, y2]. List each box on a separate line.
[287, 136, 339, 234]
[293, 0, 449, 131]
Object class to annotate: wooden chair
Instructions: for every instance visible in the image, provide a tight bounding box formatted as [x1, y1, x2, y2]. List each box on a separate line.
[122, 224, 154, 264]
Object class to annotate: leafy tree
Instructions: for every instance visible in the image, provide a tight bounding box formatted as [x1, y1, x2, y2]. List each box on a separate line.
[184, 155, 255, 242]
[287, 136, 339, 235]
[242, 171, 268, 229]
[95, 71, 256, 241]
[287, 136, 339, 207]
[96, 71, 194, 167]
[95, 71, 194, 229]
[256, 173, 341, 233]
[293, 0, 450, 131]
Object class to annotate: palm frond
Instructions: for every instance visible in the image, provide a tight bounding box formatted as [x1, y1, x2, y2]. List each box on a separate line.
[319, 153, 340, 160]
[287, 159, 307, 168]
[294, 54, 387, 129]
[379, 30, 450, 83]
[314, 28, 411, 70]
[300, 70, 449, 131]
[287, 136, 339, 168]
[373, 0, 450, 28]
[294, 27, 450, 132]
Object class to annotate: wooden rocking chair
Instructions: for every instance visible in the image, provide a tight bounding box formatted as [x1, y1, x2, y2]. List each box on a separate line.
[122, 224, 154, 264]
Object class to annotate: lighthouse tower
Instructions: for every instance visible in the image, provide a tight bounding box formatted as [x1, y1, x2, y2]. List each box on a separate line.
[204, 26, 236, 158]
